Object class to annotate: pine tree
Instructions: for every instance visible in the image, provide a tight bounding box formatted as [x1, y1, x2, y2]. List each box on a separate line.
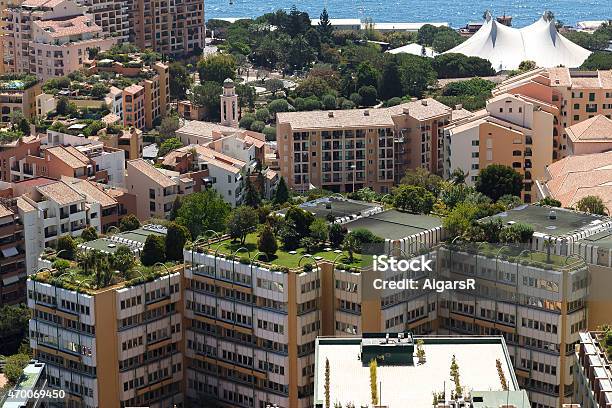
[318, 8, 333, 42]
[274, 176, 289, 204]
[378, 58, 403, 100]
[243, 177, 261, 207]
[257, 225, 278, 258]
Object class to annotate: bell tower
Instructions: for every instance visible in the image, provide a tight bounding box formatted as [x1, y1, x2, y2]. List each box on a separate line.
[220, 78, 238, 128]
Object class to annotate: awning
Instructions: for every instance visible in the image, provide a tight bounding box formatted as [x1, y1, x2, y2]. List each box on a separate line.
[2, 246, 19, 257]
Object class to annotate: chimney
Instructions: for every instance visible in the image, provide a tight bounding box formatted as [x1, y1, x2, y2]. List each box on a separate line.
[328, 111, 334, 118]
[421, 99, 428, 106]
[363, 110, 370, 116]
[410, 97, 417, 102]
[455, 104, 463, 110]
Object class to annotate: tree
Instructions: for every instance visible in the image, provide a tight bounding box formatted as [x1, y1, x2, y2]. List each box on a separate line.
[57, 235, 77, 260]
[140, 235, 166, 266]
[236, 84, 256, 110]
[158, 137, 183, 157]
[378, 58, 403, 100]
[274, 177, 289, 204]
[239, 113, 256, 130]
[56, 96, 77, 116]
[329, 223, 347, 248]
[295, 76, 333, 98]
[443, 202, 480, 239]
[176, 190, 230, 239]
[91, 83, 109, 99]
[0, 304, 30, 355]
[476, 164, 523, 202]
[165, 222, 191, 261]
[263, 126, 276, 141]
[190, 82, 223, 121]
[81, 226, 98, 242]
[243, 177, 261, 207]
[358, 86, 378, 106]
[119, 214, 140, 232]
[401, 167, 443, 194]
[226, 206, 258, 245]
[432, 54, 495, 79]
[268, 99, 289, 116]
[324, 358, 331, 408]
[499, 223, 534, 244]
[284, 206, 315, 238]
[576, 195, 607, 215]
[321, 94, 336, 110]
[255, 108, 270, 122]
[111, 245, 135, 277]
[4, 353, 30, 384]
[310, 218, 329, 244]
[250, 120, 265, 132]
[356, 61, 379, 89]
[285, 5, 311, 37]
[318, 8, 334, 43]
[257, 224, 278, 257]
[159, 114, 180, 139]
[393, 185, 435, 214]
[396, 54, 437, 98]
[169, 62, 191, 100]
[497, 194, 522, 209]
[279, 221, 301, 250]
[581, 52, 612, 70]
[342, 233, 360, 263]
[197, 53, 236, 84]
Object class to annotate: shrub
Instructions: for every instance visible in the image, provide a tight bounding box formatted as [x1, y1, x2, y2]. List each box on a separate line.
[329, 223, 347, 248]
[80, 226, 98, 242]
[250, 120, 265, 132]
[119, 214, 140, 232]
[257, 225, 278, 258]
[165, 222, 191, 261]
[57, 235, 77, 260]
[140, 235, 166, 266]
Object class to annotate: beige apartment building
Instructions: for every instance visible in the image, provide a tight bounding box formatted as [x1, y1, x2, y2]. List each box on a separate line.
[0, 73, 41, 123]
[445, 93, 557, 203]
[0, 196, 27, 306]
[127, 0, 204, 56]
[126, 158, 194, 220]
[276, 99, 456, 193]
[493, 67, 612, 161]
[27, 263, 184, 408]
[1, 0, 115, 80]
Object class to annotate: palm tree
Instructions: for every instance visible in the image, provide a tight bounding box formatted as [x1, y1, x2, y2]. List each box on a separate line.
[543, 238, 554, 264]
[342, 234, 359, 264]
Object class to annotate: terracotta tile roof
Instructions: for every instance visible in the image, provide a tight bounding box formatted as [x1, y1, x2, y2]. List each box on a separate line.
[22, 0, 64, 7]
[37, 181, 84, 205]
[102, 113, 121, 125]
[46, 146, 88, 168]
[66, 179, 117, 207]
[277, 98, 450, 130]
[566, 115, 612, 142]
[16, 197, 35, 213]
[545, 151, 612, 209]
[180, 145, 245, 174]
[124, 84, 143, 94]
[177, 120, 238, 139]
[547, 67, 571, 87]
[451, 108, 474, 122]
[128, 159, 176, 188]
[34, 16, 101, 38]
[64, 145, 90, 163]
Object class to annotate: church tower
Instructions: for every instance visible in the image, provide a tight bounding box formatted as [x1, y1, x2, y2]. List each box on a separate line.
[220, 78, 238, 128]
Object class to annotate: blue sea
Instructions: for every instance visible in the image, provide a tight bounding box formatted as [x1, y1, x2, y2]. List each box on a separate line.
[206, 0, 610, 28]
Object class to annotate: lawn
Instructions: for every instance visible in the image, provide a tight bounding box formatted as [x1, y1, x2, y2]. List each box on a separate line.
[212, 233, 367, 269]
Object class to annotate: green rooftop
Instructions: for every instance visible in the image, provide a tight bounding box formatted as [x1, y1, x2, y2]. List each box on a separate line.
[579, 229, 612, 249]
[0, 74, 37, 91]
[482, 205, 609, 237]
[344, 209, 442, 240]
[278, 197, 380, 220]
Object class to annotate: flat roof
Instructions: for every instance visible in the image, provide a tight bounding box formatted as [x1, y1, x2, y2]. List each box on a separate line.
[315, 335, 517, 408]
[344, 209, 442, 240]
[482, 205, 608, 237]
[471, 390, 530, 408]
[2, 361, 45, 408]
[278, 197, 380, 220]
[579, 229, 612, 249]
[79, 226, 166, 253]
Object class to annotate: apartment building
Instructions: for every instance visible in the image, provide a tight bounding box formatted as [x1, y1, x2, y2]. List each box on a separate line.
[444, 93, 557, 203]
[565, 114, 612, 155]
[276, 99, 455, 193]
[100, 127, 143, 160]
[536, 151, 612, 210]
[126, 0, 204, 56]
[574, 331, 612, 408]
[314, 334, 529, 408]
[74, 0, 129, 41]
[13, 178, 88, 273]
[1, 0, 115, 81]
[0, 73, 41, 123]
[27, 264, 184, 408]
[0, 196, 26, 306]
[123, 84, 145, 130]
[0, 136, 40, 182]
[126, 158, 195, 220]
[493, 68, 612, 160]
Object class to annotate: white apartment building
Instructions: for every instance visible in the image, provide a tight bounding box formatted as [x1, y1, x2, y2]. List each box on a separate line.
[14, 179, 88, 273]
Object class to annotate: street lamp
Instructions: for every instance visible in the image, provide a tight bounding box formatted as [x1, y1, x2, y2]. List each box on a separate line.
[349, 164, 356, 193]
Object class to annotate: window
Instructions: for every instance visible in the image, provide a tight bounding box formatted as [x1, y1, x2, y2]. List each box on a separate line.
[149, 202, 155, 211]
[149, 189, 155, 199]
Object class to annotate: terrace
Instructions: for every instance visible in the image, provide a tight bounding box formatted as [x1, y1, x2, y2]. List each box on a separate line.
[344, 209, 442, 240]
[0, 73, 38, 91]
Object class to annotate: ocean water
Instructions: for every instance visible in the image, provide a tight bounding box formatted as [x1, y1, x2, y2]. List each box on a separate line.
[205, 0, 610, 28]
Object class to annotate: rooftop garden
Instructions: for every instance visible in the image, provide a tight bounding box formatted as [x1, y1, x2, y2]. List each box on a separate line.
[94, 43, 161, 67]
[33, 220, 184, 293]
[597, 327, 612, 360]
[48, 119, 107, 137]
[0, 73, 37, 91]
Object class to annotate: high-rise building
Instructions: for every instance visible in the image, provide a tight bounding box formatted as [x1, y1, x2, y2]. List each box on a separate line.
[0, 197, 27, 306]
[126, 0, 204, 56]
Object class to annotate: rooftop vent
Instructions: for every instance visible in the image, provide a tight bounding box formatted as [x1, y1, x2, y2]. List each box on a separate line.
[549, 210, 557, 220]
[454, 104, 463, 110]
[364, 110, 370, 116]
[421, 100, 428, 106]
[328, 111, 334, 118]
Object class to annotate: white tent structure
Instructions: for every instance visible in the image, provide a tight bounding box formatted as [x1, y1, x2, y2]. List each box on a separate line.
[387, 43, 438, 58]
[445, 11, 591, 71]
